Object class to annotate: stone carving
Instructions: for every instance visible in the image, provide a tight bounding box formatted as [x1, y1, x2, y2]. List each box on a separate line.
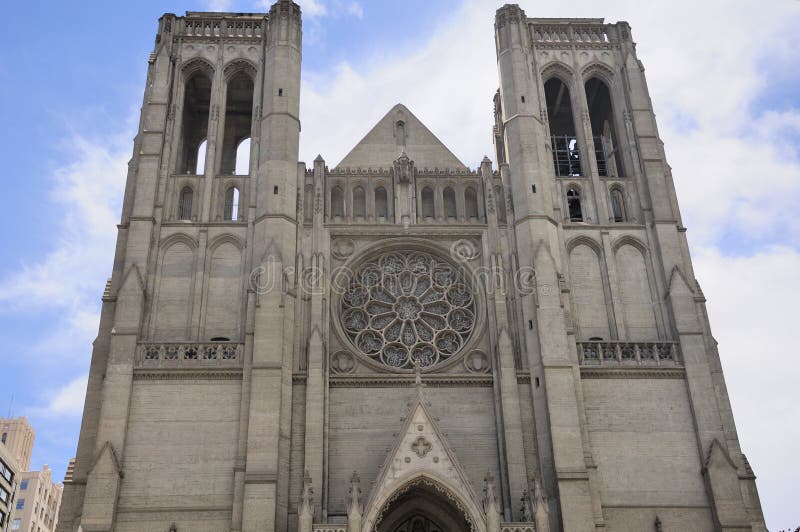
[331, 238, 356, 260]
[339, 250, 476, 370]
[331, 351, 356, 374]
[450, 239, 480, 262]
[411, 436, 432, 458]
[464, 350, 491, 374]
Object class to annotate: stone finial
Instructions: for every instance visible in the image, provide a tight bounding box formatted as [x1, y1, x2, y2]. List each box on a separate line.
[520, 489, 534, 522]
[532, 477, 550, 532]
[299, 471, 314, 532]
[480, 156, 493, 179]
[483, 472, 501, 532]
[347, 471, 363, 532]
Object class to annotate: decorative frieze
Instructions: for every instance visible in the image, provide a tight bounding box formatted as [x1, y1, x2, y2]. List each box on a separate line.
[135, 342, 244, 368]
[180, 18, 264, 39]
[578, 340, 680, 366]
[501, 525, 536, 532]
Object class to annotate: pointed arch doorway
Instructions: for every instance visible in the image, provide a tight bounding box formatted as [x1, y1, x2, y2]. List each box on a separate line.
[376, 481, 474, 532]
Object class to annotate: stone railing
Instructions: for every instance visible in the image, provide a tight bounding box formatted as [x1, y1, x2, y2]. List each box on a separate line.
[530, 23, 609, 44]
[180, 18, 264, 39]
[312, 526, 346, 532]
[501, 524, 536, 532]
[578, 341, 680, 366]
[135, 342, 244, 368]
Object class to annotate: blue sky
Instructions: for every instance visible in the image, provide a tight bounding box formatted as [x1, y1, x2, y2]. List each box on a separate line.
[1, 0, 799, 528]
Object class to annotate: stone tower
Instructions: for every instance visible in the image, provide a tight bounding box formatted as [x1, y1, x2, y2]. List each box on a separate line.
[57, 2, 766, 531]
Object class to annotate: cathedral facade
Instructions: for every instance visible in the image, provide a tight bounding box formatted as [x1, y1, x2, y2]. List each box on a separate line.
[57, 2, 767, 531]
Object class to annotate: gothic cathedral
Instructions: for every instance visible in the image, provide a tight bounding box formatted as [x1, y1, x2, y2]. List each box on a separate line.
[57, 2, 767, 531]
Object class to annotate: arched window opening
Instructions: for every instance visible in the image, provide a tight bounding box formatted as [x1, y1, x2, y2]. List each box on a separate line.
[421, 187, 435, 219]
[224, 186, 240, 221]
[221, 71, 254, 175]
[585, 77, 623, 177]
[465, 187, 479, 220]
[196, 139, 207, 175]
[179, 71, 212, 174]
[304, 184, 314, 223]
[331, 186, 344, 218]
[443, 187, 457, 219]
[567, 187, 583, 222]
[544, 77, 581, 177]
[178, 187, 194, 221]
[375, 187, 388, 219]
[234, 137, 251, 176]
[495, 185, 507, 224]
[610, 187, 626, 222]
[353, 186, 366, 218]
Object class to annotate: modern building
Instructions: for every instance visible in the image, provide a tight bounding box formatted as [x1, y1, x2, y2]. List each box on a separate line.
[0, 442, 19, 532]
[0, 418, 34, 473]
[12, 466, 62, 532]
[57, 2, 767, 531]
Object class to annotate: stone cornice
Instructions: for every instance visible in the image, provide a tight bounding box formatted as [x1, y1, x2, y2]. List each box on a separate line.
[579, 367, 686, 379]
[133, 369, 243, 380]
[328, 374, 493, 388]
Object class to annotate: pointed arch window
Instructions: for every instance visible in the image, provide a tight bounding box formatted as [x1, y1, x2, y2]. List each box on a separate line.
[585, 77, 624, 177]
[443, 187, 457, 219]
[495, 185, 507, 224]
[221, 71, 255, 175]
[465, 187, 479, 220]
[610, 187, 626, 222]
[353, 186, 366, 218]
[544, 76, 582, 176]
[567, 187, 583, 222]
[375, 187, 388, 219]
[331, 186, 345, 218]
[304, 184, 314, 223]
[178, 69, 212, 174]
[178, 187, 194, 221]
[224, 186, 240, 221]
[421, 187, 435, 219]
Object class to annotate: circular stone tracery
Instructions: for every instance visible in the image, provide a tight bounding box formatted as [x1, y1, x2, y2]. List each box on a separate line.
[340, 251, 476, 370]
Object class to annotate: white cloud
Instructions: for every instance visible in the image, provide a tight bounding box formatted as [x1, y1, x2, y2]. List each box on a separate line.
[345, 1, 363, 19]
[297, 0, 327, 17]
[44, 376, 88, 417]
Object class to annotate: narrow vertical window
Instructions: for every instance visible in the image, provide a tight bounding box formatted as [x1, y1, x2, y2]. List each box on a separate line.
[178, 69, 212, 174]
[221, 70, 254, 175]
[610, 187, 626, 222]
[375, 187, 388, 219]
[224, 186, 240, 221]
[585, 77, 623, 177]
[196, 139, 207, 175]
[443, 187, 457, 219]
[304, 184, 314, 223]
[353, 186, 366, 218]
[544, 77, 581, 176]
[178, 187, 193, 220]
[567, 187, 583, 222]
[465, 187, 479, 220]
[421, 187, 435, 219]
[331, 186, 344, 218]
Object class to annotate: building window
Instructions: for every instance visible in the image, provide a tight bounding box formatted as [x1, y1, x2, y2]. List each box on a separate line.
[1, 432, 5, 443]
[443, 187, 457, 219]
[544, 76, 582, 177]
[353, 186, 366, 218]
[178, 69, 212, 174]
[20, 479, 28, 490]
[178, 186, 194, 221]
[375, 187, 388, 219]
[421, 187, 435, 219]
[12, 496, 21, 508]
[0, 459, 12, 483]
[464, 187, 479, 220]
[331, 186, 344, 218]
[0, 487, 7, 504]
[610, 187, 626, 222]
[220, 71, 255, 175]
[567, 187, 583, 222]
[12, 518, 21, 530]
[585, 77, 623, 177]
[495, 185, 507, 224]
[223, 186, 240, 221]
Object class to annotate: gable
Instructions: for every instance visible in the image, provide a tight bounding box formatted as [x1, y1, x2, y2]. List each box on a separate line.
[335, 104, 467, 171]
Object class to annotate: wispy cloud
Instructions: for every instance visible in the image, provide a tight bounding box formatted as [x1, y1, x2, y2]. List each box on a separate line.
[205, 0, 234, 11]
[40, 375, 89, 418]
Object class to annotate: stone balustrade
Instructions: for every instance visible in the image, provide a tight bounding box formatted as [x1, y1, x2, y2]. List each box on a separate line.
[501, 523, 536, 532]
[530, 22, 609, 44]
[578, 340, 680, 366]
[135, 341, 244, 368]
[311, 526, 346, 532]
[180, 18, 264, 39]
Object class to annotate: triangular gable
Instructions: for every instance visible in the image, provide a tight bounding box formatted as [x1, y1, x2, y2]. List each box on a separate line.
[335, 104, 467, 171]
[361, 387, 486, 532]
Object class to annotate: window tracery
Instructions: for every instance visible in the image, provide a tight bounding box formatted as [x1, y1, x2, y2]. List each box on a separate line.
[339, 250, 476, 370]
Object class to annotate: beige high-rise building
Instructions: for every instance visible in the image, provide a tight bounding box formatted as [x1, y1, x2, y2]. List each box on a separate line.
[0, 444, 19, 532]
[11, 466, 62, 532]
[0, 418, 34, 473]
[58, 2, 767, 531]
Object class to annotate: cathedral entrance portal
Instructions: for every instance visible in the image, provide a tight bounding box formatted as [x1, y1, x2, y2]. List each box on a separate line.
[376, 483, 474, 532]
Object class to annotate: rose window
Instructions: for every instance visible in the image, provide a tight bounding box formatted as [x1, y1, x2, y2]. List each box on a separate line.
[339, 251, 476, 369]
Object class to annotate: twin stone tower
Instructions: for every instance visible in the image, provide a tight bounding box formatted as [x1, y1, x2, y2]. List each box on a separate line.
[57, 2, 767, 531]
